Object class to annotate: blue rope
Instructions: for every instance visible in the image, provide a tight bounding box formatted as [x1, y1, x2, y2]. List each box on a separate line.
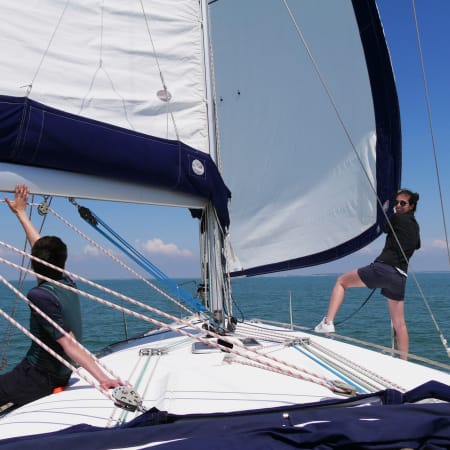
[77, 206, 208, 314]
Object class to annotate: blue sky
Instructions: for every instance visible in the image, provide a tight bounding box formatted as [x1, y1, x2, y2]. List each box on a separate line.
[0, 0, 449, 280]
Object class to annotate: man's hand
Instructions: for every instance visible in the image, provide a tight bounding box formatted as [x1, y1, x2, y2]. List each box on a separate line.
[5, 184, 29, 215]
[99, 377, 123, 390]
[5, 184, 41, 246]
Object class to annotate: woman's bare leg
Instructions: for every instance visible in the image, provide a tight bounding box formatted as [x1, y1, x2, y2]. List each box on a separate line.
[325, 269, 366, 323]
[387, 299, 408, 360]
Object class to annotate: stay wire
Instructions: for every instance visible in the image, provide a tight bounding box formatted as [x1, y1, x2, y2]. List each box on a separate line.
[409, 0, 450, 355]
[411, 0, 450, 267]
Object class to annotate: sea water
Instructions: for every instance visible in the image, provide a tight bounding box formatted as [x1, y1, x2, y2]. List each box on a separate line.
[0, 273, 449, 372]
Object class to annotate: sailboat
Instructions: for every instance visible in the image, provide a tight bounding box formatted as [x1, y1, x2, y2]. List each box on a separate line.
[0, 0, 450, 448]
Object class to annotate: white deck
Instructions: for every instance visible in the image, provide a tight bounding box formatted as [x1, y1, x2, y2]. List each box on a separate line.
[1, 319, 450, 440]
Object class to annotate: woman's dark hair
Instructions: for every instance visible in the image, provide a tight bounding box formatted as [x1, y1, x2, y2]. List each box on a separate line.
[397, 189, 420, 212]
[31, 236, 67, 280]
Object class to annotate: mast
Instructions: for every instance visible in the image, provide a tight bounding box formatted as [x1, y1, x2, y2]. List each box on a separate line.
[199, 0, 231, 327]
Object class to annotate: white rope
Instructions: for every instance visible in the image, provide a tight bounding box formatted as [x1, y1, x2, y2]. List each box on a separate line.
[46, 204, 194, 316]
[237, 322, 402, 392]
[0, 274, 124, 383]
[0, 247, 196, 333]
[0, 248, 352, 395]
[306, 340, 404, 392]
[0, 275, 115, 402]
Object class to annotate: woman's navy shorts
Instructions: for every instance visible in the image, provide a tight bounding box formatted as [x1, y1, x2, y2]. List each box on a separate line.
[357, 262, 406, 301]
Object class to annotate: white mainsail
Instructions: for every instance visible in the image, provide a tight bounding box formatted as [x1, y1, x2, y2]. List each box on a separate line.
[0, 0, 231, 216]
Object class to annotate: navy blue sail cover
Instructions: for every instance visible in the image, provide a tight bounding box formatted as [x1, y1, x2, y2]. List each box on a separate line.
[0, 95, 231, 229]
[1, 381, 450, 449]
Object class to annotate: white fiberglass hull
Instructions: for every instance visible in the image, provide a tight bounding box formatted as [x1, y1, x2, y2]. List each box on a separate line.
[1, 319, 449, 441]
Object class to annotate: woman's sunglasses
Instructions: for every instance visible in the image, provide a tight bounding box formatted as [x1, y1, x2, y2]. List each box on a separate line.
[395, 200, 409, 207]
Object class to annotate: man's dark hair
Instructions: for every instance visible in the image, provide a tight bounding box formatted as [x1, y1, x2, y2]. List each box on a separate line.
[31, 236, 67, 280]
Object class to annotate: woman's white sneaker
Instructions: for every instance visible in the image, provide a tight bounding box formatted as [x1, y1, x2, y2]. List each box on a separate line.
[314, 317, 335, 333]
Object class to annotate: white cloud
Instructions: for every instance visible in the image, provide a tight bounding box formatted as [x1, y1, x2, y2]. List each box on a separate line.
[83, 245, 101, 256]
[431, 239, 448, 249]
[142, 238, 192, 257]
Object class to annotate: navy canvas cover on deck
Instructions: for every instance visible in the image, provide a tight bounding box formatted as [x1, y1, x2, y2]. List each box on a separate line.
[1, 381, 450, 449]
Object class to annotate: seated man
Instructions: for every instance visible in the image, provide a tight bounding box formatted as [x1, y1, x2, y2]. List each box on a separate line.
[0, 184, 121, 409]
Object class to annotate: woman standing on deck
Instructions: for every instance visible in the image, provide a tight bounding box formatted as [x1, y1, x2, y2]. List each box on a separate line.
[315, 189, 421, 360]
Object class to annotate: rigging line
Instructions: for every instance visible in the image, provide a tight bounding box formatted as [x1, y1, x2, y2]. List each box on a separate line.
[138, 0, 180, 141]
[281, 0, 412, 266]
[412, 0, 450, 267]
[93, 213, 171, 282]
[0, 276, 122, 385]
[409, 269, 450, 357]
[386, 1, 450, 358]
[0, 278, 116, 403]
[283, 0, 450, 358]
[0, 195, 52, 369]
[107, 348, 146, 427]
[25, 0, 71, 96]
[0, 227, 363, 391]
[292, 345, 369, 393]
[301, 342, 402, 392]
[308, 340, 405, 391]
[77, 207, 208, 315]
[47, 204, 194, 317]
[72, 200, 186, 291]
[0, 252, 352, 391]
[0, 248, 216, 345]
[0, 252, 333, 388]
[118, 350, 162, 424]
[238, 319, 450, 372]
[370, 2, 450, 330]
[281, 1, 377, 194]
[0, 263, 352, 395]
[223, 354, 354, 396]
[78, 1, 134, 130]
[334, 288, 376, 326]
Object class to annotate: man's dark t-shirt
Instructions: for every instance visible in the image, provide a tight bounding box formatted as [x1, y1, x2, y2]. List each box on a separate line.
[26, 276, 82, 384]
